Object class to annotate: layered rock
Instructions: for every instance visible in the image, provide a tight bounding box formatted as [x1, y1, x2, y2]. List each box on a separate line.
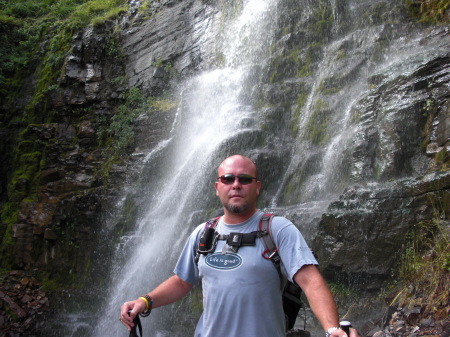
[121, 0, 220, 94]
[312, 49, 450, 286]
[3, 22, 125, 274]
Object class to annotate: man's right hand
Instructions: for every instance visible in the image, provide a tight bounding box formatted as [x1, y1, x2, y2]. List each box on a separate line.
[119, 298, 146, 331]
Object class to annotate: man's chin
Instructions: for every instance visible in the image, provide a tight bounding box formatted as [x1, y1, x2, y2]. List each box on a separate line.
[226, 204, 249, 214]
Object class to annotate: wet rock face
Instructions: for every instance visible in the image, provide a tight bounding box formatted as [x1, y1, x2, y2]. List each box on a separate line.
[4, 21, 126, 273]
[120, 0, 221, 94]
[348, 55, 450, 182]
[313, 170, 450, 288]
[258, 0, 450, 287]
[310, 49, 450, 286]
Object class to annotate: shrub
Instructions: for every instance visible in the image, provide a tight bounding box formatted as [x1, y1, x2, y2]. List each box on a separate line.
[393, 203, 449, 311]
[0, 0, 128, 103]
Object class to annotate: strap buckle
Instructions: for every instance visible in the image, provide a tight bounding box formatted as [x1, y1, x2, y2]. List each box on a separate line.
[227, 233, 243, 247]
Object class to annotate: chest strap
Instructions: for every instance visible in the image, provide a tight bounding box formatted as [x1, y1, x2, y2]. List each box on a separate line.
[218, 230, 266, 253]
[195, 216, 269, 260]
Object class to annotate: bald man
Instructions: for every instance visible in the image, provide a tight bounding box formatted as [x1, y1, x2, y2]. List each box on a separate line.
[120, 155, 359, 337]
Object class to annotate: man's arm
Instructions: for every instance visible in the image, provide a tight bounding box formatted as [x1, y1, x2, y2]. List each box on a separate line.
[294, 265, 358, 337]
[120, 275, 193, 331]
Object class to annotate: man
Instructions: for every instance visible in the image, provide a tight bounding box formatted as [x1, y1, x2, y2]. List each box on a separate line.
[120, 155, 358, 337]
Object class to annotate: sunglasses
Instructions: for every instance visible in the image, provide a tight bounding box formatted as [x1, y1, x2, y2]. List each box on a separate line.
[217, 174, 258, 185]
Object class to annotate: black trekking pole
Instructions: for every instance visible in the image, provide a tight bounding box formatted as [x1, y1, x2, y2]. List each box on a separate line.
[339, 321, 352, 337]
[129, 312, 143, 337]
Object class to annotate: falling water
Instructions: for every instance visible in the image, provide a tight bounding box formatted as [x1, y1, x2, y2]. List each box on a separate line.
[89, 0, 279, 336]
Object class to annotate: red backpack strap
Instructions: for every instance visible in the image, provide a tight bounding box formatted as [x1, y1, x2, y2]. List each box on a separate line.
[205, 216, 221, 229]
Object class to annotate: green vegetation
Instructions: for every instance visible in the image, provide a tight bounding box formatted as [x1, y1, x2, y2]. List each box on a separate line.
[0, 0, 128, 107]
[268, 50, 300, 83]
[402, 0, 449, 24]
[97, 87, 178, 178]
[98, 87, 148, 157]
[329, 282, 359, 311]
[0, 203, 19, 269]
[290, 90, 309, 135]
[391, 203, 449, 312]
[113, 194, 138, 241]
[7, 151, 43, 201]
[0, 123, 49, 269]
[40, 277, 62, 293]
[39, 266, 79, 292]
[306, 99, 330, 145]
[307, 3, 333, 41]
[152, 58, 177, 79]
[317, 77, 344, 95]
[268, 43, 323, 84]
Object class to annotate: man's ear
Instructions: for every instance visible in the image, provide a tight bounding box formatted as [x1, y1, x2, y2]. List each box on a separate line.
[214, 181, 219, 196]
[256, 180, 261, 195]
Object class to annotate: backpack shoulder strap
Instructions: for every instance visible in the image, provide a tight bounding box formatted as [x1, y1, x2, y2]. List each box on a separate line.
[205, 216, 221, 229]
[195, 216, 221, 263]
[258, 213, 282, 273]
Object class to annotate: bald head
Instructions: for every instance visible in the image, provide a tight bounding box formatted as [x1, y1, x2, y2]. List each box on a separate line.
[217, 155, 258, 178]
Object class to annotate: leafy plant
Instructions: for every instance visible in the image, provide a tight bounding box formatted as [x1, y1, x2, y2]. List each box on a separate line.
[402, 0, 449, 24]
[97, 87, 178, 178]
[0, 0, 128, 105]
[392, 201, 449, 311]
[97, 88, 145, 154]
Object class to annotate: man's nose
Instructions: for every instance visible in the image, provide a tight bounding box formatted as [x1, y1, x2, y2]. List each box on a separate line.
[231, 177, 242, 187]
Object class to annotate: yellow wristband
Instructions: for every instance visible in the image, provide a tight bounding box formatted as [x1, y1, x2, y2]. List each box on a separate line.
[138, 296, 149, 310]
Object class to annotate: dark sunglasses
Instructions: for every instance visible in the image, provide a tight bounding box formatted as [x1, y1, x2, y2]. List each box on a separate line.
[217, 174, 258, 185]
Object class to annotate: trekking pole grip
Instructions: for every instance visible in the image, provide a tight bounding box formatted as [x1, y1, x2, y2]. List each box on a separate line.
[339, 321, 352, 336]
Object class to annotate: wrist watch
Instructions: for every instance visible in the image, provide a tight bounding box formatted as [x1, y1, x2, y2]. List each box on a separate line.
[325, 326, 340, 337]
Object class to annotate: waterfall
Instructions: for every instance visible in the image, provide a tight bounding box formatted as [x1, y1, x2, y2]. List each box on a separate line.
[89, 0, 279, 336]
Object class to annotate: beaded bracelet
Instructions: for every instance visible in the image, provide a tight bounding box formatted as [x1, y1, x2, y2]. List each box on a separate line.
[138, 294, 153, 317]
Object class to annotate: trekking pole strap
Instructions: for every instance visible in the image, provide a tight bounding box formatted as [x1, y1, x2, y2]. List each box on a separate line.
[129, 314, 143, 337]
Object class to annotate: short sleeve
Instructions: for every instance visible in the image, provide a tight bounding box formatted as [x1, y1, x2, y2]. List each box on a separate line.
[173, 224, 204, 286]
[271, 216, 318, 282]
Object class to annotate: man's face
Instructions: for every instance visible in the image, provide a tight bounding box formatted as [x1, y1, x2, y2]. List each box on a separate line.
[214, 156, 261, 215]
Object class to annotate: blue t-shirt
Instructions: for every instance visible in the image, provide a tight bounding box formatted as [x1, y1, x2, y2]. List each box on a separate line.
[174, 210, 318, 337]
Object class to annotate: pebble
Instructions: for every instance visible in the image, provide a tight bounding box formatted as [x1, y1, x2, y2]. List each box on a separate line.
[0, 270, 50, 335]
[381, 305, 450, 337]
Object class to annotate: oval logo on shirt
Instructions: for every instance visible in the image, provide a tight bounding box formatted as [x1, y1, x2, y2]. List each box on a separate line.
[205, 253, 242, 270]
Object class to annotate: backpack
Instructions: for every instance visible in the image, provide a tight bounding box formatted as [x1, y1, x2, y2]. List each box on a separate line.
[195, 213, 303, 332]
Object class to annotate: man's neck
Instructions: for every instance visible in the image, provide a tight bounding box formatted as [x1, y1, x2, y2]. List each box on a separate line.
[222, 209, 257, 225]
